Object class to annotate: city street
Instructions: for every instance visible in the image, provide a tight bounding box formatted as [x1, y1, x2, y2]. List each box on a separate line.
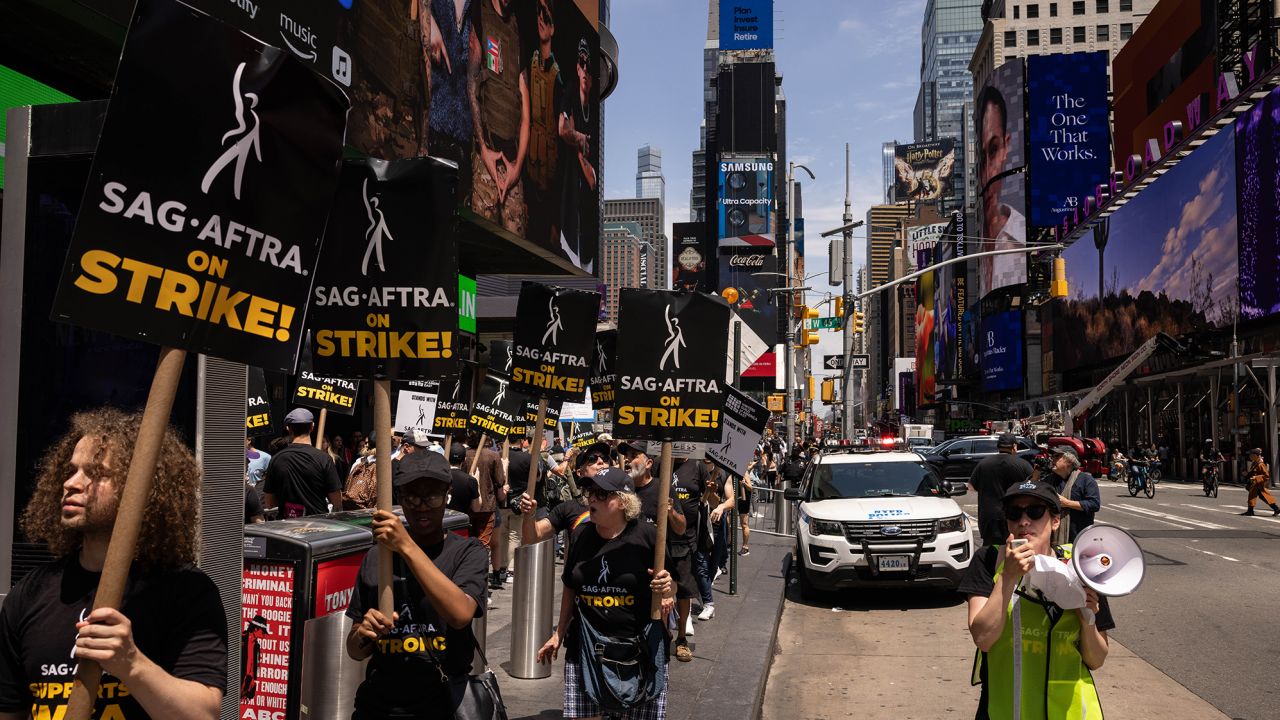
[762, 478, 1279, 720]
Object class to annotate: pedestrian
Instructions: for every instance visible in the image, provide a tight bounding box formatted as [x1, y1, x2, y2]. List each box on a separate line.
[668, 453, 710, 643]
[261, 408, 343, 518]
[517, 443, 608, 544]
[693, 459, 721, 620]
[322, 435, 350, 484]
[0, 408, 228, 720]
[245, 436, 271, 488]
[536, 467, 675, 718]
[781, 448, 806, 489]
[1046, 446, 1100, 543]
[969, 433, 1034, 546]
[960, 480, 1112, 719]
[736, 460, 755, 556]
[464, 435, 508, 587]
[342, 432, 380, 510]
[707, 468, 735, 579]
[447, 442, 483, 515]
[498, 434, 549, 585]
[1241, 448, 1280, 516]
[344, 451, 489, 719]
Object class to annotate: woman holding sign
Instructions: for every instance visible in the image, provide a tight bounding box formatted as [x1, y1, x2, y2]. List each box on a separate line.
[537, 467, 675, 719]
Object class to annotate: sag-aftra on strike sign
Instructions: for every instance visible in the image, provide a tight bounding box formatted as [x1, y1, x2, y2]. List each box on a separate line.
[51, 0, 348, 373]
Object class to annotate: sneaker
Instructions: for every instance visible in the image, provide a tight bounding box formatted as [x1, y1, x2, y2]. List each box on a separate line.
[698, 603, 716, 621]
[713, 568, 724, 583]
[505, 571, 515, 584]
[675, 640, 693, 662]
[685, 615, 695, 637]
[488, 571, 505, 589]
[739, 547, 751, 556]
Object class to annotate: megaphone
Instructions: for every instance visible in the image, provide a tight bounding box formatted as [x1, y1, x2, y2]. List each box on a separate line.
[1071, 523, 1145, 597]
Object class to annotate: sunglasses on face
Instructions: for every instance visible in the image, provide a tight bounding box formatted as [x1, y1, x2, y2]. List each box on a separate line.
[585, 487, 616, 501]
[1003, 504, 1050, 522]
[400, 490, 448, 510]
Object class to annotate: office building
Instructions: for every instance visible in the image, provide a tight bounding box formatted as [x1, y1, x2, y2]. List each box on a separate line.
[600, 222, 645, 321]
[636, 144, 666, 202]
[604, 197, 667, 289]
[914, 0, 984, 213]
[882, 142, 897, 203]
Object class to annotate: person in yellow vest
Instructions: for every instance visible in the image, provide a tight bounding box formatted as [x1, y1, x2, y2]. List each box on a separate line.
[959, 480, 1113, 720]
[1242, 447, 1280, 516]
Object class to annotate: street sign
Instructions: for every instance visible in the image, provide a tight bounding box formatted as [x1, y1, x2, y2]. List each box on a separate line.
[805, 317, 841, 330]
[823, 354, 845, 370]
[849, 354, 870, 369]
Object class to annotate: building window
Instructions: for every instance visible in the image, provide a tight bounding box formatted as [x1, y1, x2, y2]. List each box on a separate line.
[1050, 27, 1063, 44]
[1120, 22, 1133, 39]
[1120, 0, 1132, 8]
[1005, 30, 1017, 46]
[1073, 0, 1085, 13]
[1014, 5, 1020, 19]
[1097, 23, 1109, 40]
[1050, 2, 1058, 16]
[1027, 4, 1039, 18]
[1074, 25, 1086, 42]
[1095, 0, 1108, 11]
[1027, 29, 1040, 45]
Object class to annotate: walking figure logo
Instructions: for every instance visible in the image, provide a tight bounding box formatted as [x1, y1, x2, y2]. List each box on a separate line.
[452, 378, 464, 399]
[201, 62, 262, 201]
[659, 305, 686, 371]
[494, 379, 507, 406]
[416, 404, 426, 426]
[595, 340, 608, 374]
[597, 558, 610, 584]
[503, 345, 513, 374]
[542, 298, 563, 346]
[361, 178, 395, 275]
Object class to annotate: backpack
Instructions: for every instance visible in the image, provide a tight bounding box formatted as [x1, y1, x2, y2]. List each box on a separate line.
[342, 457, 378, 510]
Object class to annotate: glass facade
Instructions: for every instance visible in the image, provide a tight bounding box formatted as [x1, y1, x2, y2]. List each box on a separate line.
[916, 0, 983, 213]
[636, 144, 665, 202]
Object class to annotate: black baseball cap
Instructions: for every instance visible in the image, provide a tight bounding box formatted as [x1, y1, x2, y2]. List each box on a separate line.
[393, 451, 451, 487]
[448, 442, 467, 464]
[1002, 480, 1061, 513]
[617, 440, 649, 457]
[997, 433, 1018, 448]
[581, 467, 634, 494]
[575, 442, 612, 469]
[1050, 445, 1079, 463]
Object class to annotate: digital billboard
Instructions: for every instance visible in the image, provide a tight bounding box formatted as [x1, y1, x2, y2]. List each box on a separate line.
[719, 0, 774, 50]
[1236, 84, 1280, 320]
[982, 310, 1024, 392]
[1027, 52, 1111, 227]
[0, 64, 76, 189]
[975, 58, 1027, 300]
[1054, 125, 1238, 372]
[932, 213, 966, 382]
[893, 140, 956, 203]
[672, 221, 711, 292]
[718, 155, 776, 247]
[718, 251, 780, 346]
[905, 222, 949, 270]
[915, 254, 935, 408]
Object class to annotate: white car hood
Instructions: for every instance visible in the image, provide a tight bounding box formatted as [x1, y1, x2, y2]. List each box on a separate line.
[802, 496, 962, 522]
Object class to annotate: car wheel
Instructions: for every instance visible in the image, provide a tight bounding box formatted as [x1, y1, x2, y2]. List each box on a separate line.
[795, 555, 819, 601]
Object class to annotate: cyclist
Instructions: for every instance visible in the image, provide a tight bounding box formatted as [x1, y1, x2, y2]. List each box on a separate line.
[1199, 441, 1224, 495]
[1128, 452, 1151, 495]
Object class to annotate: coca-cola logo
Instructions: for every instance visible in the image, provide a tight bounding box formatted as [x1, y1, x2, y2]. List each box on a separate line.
[728, 254, 767, 268]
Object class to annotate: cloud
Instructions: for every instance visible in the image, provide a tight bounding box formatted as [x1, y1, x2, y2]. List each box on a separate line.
[838, 18, 864, 33]
[1136, 162, 1229, 294]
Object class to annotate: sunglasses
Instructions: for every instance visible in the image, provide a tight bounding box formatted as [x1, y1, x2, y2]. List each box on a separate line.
[400, 490, 448, 510]
[1003, 504, 1050, 522]
[584, 454, 608, 465]
[585, 487, 616, 501]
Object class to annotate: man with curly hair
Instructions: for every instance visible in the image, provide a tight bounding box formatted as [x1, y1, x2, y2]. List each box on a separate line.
[0, 407, 228, 720]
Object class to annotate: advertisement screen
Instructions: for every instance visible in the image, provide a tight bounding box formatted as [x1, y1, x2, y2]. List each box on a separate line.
[931, 213, 966, 382]
[672, 222, 711, 292]
[905, 222, 948, 270]
[718, 155, 776, 248]
[718, 0, 774, 50]
[718, 252, 780, 346]
[0, 64, 76, 189]
[1236, 84, 1280, 320]
[1027, 52, 1111, 227]
[893, 140, 956, 203]
[1054, 126, 1238, 372]
[914, 267, 935, 408]
[975, 58, 1027, 300]
[981, 310, 1024, 392]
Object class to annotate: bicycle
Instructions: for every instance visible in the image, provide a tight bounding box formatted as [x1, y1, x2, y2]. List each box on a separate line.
[1127, 461, 1155, 498]
[1202, 462, 1221, 498]
[1149, 462, 1163, 485]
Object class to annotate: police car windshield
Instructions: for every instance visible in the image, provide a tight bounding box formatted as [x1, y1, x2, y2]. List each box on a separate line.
[811, 461, 944, 500]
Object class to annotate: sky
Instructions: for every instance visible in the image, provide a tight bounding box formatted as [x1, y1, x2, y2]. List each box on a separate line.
[601, 0, 926, 415]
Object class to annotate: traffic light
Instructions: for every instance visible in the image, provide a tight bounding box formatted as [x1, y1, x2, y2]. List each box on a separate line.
[852, 310, 866, 334]
[834, 296, 845, 319]
[1050, 256, 1068, 298]
[821, 378, 835, 403]
[800, 328, 820, 346]
[807, 375, 815, 400]
[803, 306, 819, 321]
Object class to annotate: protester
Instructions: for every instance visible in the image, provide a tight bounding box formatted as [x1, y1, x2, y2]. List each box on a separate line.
[518, 443, 607, 544]
[447, 442, 484, 515]
[1046, 446, 1101, 543]
[970, 433, 1034, 546]
[693, 459, 722, 620]
[342, 432, 380, 511]
[344, 451, 488, 719]
[960, 480, 1112, 719]
[322, 435, 351, 485]
[464, 435, 508, 585]
[497, 434, 548, 585]
[245, 436, 271, 487]
[0, 408, 228, 720]
[262, 408, 343, 517]
[536, 467, 674, 718]
[668, 454, 710, 644]
[1242, 447, 1280, 516]
[245, 479, 265, 524]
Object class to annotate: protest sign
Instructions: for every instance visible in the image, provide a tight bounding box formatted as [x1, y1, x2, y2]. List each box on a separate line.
[467, 373, 525, 440]
[308, 157, 460, 380]
[706, 386, 771, 477]
[292, 371, 360, 415]
[570, 430, 599, 449]
[614, 290, 732, 443]
[510, 397, 562, 438]
[393, 382, 440, 438]
[589, 330, 617, 408]
[432, 368, 472, 437]
[246, 366, 275, 437]
[510, 282, 600, 402]
[560, 390, 595, 423]
[488, 339, 514, 377]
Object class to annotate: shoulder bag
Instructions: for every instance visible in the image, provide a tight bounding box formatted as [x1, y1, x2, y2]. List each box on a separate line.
[451, 629, 509, 720]
[573, 612, 666, 713]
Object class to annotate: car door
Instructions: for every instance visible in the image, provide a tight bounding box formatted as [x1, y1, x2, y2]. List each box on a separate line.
[938, 440, 971, 480]
[951, 438, 998, 481]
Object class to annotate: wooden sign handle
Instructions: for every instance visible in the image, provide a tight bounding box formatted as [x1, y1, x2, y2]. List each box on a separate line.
[314, 407, 328, 450]
[374, 379, 394, 618]
[471, 434, 488, 505]
[65, 347, 187, 720]
[525, 397, 548, 508]
[650, 440, 674, 620]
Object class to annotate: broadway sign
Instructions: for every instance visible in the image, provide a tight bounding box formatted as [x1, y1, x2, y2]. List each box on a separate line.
[50, 0, 348, 373]
[292, 371, 360, 415]
[589, 330, 617, 408]
[706, 387, 771, 477]
[510, 282, 600, 402]
[309, 157, 459, 379]
[467, 373, 525, 440]
[614, 289, 731, 443]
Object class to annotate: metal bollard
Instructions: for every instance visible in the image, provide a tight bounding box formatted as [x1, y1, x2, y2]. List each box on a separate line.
[470, 604, 488, 676]
[509, 538, 555, 679]
[776, 481, 793, 535]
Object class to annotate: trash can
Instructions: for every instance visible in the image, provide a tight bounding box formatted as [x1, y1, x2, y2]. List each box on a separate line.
[239, 508, 471, 720]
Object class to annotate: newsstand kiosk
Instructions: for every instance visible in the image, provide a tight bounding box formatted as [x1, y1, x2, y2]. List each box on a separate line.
[239, 509, 470, 720]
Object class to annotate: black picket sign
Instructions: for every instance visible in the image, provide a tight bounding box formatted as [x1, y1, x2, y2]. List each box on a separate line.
[49, 0, 349, 373]
[613, 289, 731, 443]
[309, 157, 460, 380]
[510, 282, 601, 402]
[467, 373, 526, 439]
[509, 398, 563, 439]
[292, 371, 360, 415]
[570, 430, 598, 450]
[589, 329, 617, 409]
[488, 340, 515, 378]
[433, 367, 473, 437]
[246, 366, 276, 437]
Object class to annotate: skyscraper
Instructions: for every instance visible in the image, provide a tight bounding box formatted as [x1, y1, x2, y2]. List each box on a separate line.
[604, 197, 668, 289]
[882, 141, 897, 203]
[636, 145, 665, 202]
[914, 0, 984, 213]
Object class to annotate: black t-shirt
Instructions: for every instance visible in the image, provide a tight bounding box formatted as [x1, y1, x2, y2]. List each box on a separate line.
[782, 459, 807, 484]
[506, 449, 549, 509]
[546, 498, 590, 533]
[969, 453, 1034, 545]
[447, 468, 479, 514]
[634, 475, 681, 526]
[562, 520, 667, 654]
[670, 460, 709, 546]
[0, 557, 228, 719]
[345, 533, 488, 717]
[262, 442, 341, 517]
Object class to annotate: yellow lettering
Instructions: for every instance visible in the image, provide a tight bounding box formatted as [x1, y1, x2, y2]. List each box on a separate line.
[73, 249, 121, 295]
[120, 257, 163, 303]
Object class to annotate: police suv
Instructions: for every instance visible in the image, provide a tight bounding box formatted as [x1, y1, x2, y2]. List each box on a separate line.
[785, 449, 973, 598]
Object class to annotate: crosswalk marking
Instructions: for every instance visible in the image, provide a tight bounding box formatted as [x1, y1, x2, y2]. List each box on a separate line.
[1180, 503, 1280, 525]
[1110, 503, 1228, 530]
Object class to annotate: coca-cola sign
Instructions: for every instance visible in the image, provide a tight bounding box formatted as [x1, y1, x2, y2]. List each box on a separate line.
[728, 253, 768, 268]
[718, 251, 779, 345]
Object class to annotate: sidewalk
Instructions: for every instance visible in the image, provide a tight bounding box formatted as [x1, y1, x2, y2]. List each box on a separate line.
[482, 532, 791, 720]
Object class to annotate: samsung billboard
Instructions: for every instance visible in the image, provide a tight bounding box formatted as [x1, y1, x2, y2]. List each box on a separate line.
[1027, 52, 1112, 227]
[718, 155, 776, 248]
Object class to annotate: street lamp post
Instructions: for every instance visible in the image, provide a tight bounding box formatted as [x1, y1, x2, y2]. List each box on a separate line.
[785, 161, 815, 451]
